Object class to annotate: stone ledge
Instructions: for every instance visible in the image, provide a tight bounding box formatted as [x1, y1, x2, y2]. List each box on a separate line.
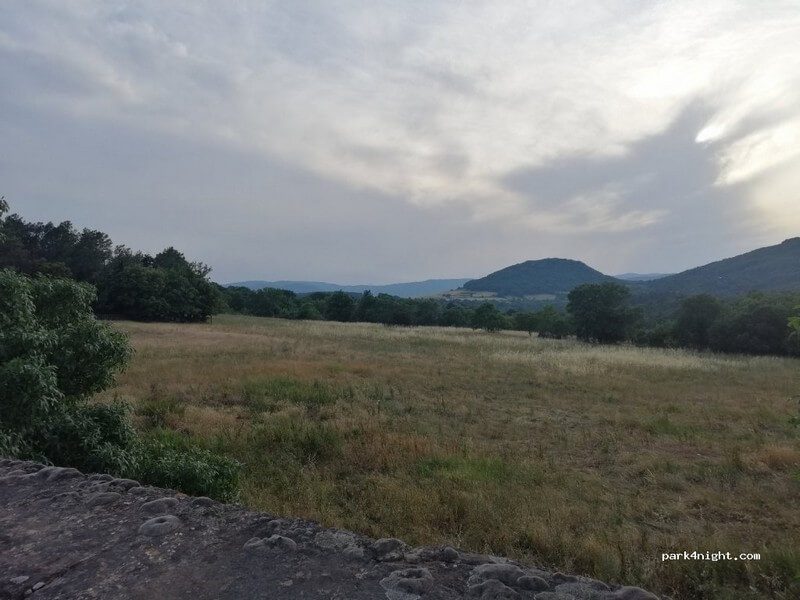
[0, 458, 660, 600]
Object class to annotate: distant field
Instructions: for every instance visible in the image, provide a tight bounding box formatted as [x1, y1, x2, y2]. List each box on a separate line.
[100, 315, 800, 599]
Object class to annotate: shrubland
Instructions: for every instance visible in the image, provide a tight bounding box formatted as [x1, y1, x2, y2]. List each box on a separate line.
[0, 269, 238, 499]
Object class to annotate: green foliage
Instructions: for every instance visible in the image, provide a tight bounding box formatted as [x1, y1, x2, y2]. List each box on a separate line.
[97, 247, 221, 322]
[513, 311, 538, 336]
[41, 401, 139, 475]
[0, 202, 221, 323]
[674, 294, 723, 349]
[788, 309, 800, 356]
[324, 290, 356, 321]
[0, 269, 132, 469]
[512, 306, 573, 338]
[0, 269, 239, 499]
[440, 303, 473, 327]
[707, 295, 791, 355]
[472, 302, 507, 332]
[567, 282, 639, 344]
[135, 431, 240, 501]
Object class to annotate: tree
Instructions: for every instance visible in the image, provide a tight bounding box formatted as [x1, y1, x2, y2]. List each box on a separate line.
[0, 269, 132, 471]
[472, 302, 506, 332]
[324, 291, 355, 322]
[673, 294, 723, 349]
[354, 290, 378, 322]
[439, 303, 471, 327]
[414, 299, 441, 326]
[0, 196, 8, 240]
[0, 202, 221, 323]
[708, 296, 789, 355]
[788, 308, 800, 356]
[96, 247, 221, 322]
[567, 282, 637, 344]
[68, 229, 113, 283]
[513, 311, 538, 336]
[535, 305, 572, 339]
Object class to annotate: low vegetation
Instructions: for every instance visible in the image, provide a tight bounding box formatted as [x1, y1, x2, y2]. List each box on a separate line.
[99, 314, 800, 599]
[0, 269, 238, 500]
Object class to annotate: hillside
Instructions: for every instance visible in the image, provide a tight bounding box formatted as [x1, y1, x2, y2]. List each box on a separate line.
[640, 237, 800, 297]
[462, 258, 614, 296]
[226, 278, 471, 298]
[615, 273, 671, 282]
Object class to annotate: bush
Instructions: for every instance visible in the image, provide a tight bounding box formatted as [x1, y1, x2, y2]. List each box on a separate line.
[0, 269, 240, 500]
[39, 401, 139, 475]
[135, 433, 240, 501]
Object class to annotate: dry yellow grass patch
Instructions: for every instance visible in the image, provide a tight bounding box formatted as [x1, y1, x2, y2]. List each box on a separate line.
[745, 445, 800, 471]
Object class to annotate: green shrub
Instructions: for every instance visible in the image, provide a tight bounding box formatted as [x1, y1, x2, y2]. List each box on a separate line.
[40, 401, 139, 475]
[0, 269, 240, 501]
[135, 432, 240, 501]
[0, 270, 131, 447]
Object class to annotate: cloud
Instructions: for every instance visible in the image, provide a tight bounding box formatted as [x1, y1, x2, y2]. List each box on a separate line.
[1, 0, 798, 281]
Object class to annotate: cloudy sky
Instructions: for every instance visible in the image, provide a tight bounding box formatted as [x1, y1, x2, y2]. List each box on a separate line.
[1, 1, 799, 284]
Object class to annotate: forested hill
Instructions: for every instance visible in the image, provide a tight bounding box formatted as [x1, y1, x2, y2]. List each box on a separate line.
[459, 239, 800, 299]
[462, 258, 615, 296]
[641, 237, 800, 298]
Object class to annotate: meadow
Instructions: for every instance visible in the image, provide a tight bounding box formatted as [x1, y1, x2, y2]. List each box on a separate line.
[100, 315, 800, 599]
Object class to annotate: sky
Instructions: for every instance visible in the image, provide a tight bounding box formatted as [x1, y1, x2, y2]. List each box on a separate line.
[1, 1, 799, 284]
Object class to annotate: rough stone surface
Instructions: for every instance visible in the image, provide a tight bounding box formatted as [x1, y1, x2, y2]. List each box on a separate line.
[139, 496, 179, 515]
[373, 537, 408, 561]
[86, 491, 122, 507]
[0, 459, 662, 599]
[139, 514, 182, 536]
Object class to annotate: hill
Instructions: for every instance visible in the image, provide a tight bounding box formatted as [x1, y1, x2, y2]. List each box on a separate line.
[642, 237, 800, 298]
[615, 272, 672, 282]
[226, 278, 471, 298]
[462, 258, 614, 296]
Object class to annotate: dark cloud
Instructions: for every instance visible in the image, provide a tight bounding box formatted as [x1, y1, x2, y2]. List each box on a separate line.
[501, 105, 761, 271]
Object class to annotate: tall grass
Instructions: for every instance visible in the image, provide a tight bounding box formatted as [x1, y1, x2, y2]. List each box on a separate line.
[100, 315, 800, 599]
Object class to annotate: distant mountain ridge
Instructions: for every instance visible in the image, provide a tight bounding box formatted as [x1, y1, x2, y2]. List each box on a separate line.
[226, 278, 472, 298]
[641, 237, 800, 297]
[459, 237, 800, 300]
[615, 273, 672, 282]
[230, 237, 800, 303]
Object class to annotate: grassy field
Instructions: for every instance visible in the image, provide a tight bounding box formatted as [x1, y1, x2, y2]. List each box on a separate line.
[99, 315, 800, 599]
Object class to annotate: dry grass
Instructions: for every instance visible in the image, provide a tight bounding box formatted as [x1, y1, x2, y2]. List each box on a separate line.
[99, 315, 800, 599]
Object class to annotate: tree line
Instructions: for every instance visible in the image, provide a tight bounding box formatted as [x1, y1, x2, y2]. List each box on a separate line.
[221, 286, 574, 337]
[0, 201, 222, 322]
[221, 282, 800, 357]
[3, 200, 798, 356]
[564, 282, 800, 357]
